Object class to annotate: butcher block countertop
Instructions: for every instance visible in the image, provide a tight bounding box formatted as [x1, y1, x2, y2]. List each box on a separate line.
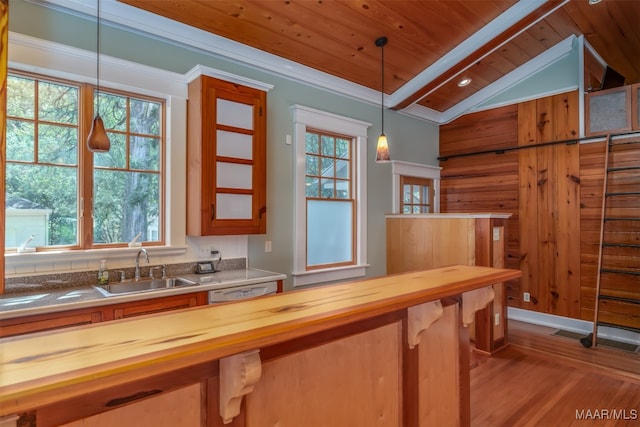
[0, 264, 521, 417]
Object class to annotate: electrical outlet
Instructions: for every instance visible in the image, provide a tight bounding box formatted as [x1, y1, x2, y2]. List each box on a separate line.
[198, 246, 210, 258]
[523, 292, 531, 303]
[265, 240, 272, 253]
[494, 313, 500, 326]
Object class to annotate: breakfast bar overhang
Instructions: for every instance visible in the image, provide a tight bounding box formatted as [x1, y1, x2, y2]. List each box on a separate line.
[0, 265, 521, 427]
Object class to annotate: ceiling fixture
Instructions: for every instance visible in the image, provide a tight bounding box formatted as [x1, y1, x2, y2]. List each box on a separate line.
[457, 77, 472, 87]
[375, 36, 391, 163]
[86, 0, 111, 153]
[588, 0, 602, 4]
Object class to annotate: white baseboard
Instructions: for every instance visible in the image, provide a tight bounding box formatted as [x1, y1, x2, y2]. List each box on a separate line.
[508, 307, 640, 346]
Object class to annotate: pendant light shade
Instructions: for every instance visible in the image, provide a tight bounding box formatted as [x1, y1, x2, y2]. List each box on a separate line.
[87, 115, 111, 152]
[375, 36, 390, 163]
[87, 0, 110, 153]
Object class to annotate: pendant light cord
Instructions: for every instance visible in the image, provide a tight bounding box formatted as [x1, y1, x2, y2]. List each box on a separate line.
[375, 36, 388, 134]
[96, 0, 101, 117]
[380, 42, 384, 133]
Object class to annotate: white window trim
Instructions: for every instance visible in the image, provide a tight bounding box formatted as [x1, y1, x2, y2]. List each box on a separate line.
[391, 161, 442, 214]
[291, 105, 370, 287]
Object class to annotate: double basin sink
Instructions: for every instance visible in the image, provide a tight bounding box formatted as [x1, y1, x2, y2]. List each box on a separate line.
[93, 277, 199, 297]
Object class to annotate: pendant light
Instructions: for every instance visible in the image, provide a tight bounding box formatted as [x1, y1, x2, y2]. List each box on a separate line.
[87, 0, 111, 153]
[375, 36, 390, 162]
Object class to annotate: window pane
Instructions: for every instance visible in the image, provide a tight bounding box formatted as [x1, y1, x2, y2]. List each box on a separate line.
[98, 92, 127, 131]
[305, 177, 319, 197]
[321, 135, 334, 156]
[412, 184, 420, 204]
[6, 120, 35, 162]
[5, 163, 78, 247]
[130, 136, 160, 171]
[403, 184, 411, 204]
[38, 124, 78, 165]
[306, 154, 319, 176]
[336, 159, 349, 179]
[320, 157, 335, 178]
[402, 205, 411, 214]
[38, 81, 78, 124]
[130, 98, 161, 136]
[7, 75, 35, 119]
[320, 178, 334, 198]
[305, 132, 319, 154]
[95, 132, 126, 168]
[335, 179, 350, 199]
[336, 137, 350, 159]
[93, 170, 160, 244]
[307, 200, 352, 266]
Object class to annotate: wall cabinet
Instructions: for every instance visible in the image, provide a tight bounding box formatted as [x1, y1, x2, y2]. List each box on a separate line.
[585, 85, 632, 136]
[187, 75, 268, 235]
[386, 213, 510, 355]
[585, 82, 640, 136]
[0, 292, 208, 338]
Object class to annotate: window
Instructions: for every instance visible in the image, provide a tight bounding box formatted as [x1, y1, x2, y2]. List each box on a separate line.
[292, 105, 370, 287]
[305, 129, 354, 269]
[5, 71, 164, 251]
[400, 176, 434, 213]
[391, 161, 442, 214]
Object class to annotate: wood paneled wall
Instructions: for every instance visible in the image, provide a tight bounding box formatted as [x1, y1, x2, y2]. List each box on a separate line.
[517, 92, 581, 318]
[580, 139, 640, 330]
[440, 91, 637, 324]
[440, 105, 521, 298]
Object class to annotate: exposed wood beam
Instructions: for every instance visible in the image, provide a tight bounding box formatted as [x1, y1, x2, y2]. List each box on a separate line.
[392, 1, 567, 111]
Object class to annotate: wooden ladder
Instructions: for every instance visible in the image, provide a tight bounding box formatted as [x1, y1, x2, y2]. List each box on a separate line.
[581, 133, 640, 348]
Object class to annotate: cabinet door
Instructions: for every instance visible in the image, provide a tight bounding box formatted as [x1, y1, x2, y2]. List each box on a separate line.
[585, 86, 632, 136]
[111, 292, 207, 320]
[188, 76, 267, 236]
[0, 309, 103, 338]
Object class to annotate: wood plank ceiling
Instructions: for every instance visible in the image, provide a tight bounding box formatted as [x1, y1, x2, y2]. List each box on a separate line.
[117, 0, 640, 123]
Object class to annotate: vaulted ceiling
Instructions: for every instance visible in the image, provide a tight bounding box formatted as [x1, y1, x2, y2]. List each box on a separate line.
[46, 0, 640, 124]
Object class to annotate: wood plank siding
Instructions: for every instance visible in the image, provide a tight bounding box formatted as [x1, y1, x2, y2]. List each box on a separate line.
[440, 90, 640, 330]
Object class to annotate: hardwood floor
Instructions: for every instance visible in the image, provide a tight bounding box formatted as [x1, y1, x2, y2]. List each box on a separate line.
[470, 321, 640, 426]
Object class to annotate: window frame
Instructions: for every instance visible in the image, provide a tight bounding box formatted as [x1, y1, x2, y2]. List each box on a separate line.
[5, 33, 188, 269]
[6, 70, 166, 251]
[291, 105, 370, 287]
[400, 175, 434, 214]
[391, 161, 442, 214]
[304, 128, 356, 270]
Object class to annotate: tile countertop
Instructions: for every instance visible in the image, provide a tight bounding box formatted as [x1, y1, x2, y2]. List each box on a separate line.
[0, 268, 287, 320]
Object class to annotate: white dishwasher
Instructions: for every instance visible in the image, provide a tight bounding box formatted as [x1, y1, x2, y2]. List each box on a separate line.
[208, 281, 278, 303]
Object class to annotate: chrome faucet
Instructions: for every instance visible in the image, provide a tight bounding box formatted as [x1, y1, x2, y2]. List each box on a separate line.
[134, 248, 149, 281]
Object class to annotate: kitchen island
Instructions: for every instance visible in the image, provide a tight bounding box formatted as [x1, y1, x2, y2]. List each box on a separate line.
[0, 264, 521, 427]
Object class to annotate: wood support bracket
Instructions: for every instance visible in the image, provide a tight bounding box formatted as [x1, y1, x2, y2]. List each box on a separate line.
[462, 286, 495, 327]
[219, 349, 262, 424]
[407, 300, 444, 349]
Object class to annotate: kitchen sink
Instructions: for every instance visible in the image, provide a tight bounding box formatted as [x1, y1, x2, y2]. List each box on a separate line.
[93, 277, 198, 297]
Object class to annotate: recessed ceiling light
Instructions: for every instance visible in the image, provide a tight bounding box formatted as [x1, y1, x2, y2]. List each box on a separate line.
[457, 77, 472, 87]
[588, 0, 602, 4]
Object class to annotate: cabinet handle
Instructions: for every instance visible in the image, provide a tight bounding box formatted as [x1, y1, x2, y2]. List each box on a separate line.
[211, 204, 215, 221]
[259, 206, 266, 218]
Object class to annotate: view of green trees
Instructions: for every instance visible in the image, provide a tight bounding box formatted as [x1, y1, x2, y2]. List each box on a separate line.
[5, 74, 162, 248]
